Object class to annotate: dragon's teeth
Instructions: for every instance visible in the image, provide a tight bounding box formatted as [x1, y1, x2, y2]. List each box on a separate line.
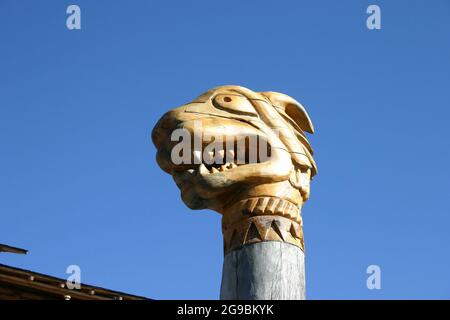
[199, 164, 209, 175]
[216, 150, 225, 163]
[225, 150, 235, 163]
[193, 150, 202, 164]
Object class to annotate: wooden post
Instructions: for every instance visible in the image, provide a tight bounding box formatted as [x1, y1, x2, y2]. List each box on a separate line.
[220, 241, 305, 300]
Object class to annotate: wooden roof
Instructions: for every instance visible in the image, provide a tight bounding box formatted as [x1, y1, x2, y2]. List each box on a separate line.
[0, 244, 28, 255]
[0, 263, 149, 300]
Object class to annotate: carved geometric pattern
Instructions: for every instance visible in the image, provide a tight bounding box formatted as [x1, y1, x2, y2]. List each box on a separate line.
[239, 197, 301, 223]
[222, 196, 302, 232]
[222, 215, 304, 254]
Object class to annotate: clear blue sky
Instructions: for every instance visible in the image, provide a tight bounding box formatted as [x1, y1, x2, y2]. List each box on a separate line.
[1, 0, 449, 299]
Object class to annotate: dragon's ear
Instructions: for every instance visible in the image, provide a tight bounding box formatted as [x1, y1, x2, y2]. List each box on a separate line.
[260, 92, 314, 134]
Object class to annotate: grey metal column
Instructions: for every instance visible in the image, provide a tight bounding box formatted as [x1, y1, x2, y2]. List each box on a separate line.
[220, 241, 305, 300]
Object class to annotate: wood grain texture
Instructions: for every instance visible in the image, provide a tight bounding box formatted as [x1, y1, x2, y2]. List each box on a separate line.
[220, 241, 305, 300]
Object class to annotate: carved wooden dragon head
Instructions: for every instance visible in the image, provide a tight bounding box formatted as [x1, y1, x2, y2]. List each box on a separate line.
[152, 85, 317, 253]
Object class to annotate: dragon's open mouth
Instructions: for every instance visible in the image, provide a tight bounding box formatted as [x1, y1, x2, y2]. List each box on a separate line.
[178, 135, 272, 176]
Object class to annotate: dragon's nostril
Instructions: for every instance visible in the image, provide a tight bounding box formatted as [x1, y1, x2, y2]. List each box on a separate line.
[223, 96, 232, 102]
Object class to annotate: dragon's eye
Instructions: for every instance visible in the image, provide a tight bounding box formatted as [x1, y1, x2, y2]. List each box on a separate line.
[212, 94, 257, 116]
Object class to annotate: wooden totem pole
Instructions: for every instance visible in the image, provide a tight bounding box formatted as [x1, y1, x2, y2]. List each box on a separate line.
[152, 85, 317, 300]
